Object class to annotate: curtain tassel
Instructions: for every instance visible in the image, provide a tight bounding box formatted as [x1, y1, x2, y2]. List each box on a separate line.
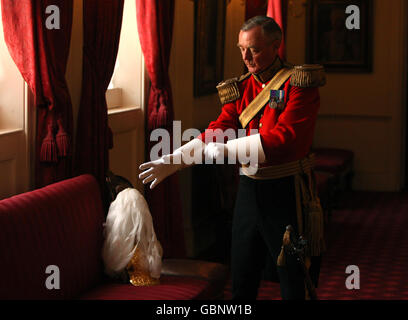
[40, 124, 58, 163]
[56, 119, 70, 157]
[157, 104, 168, 128]
[156, 104, 168, 128]
[148, 108, 158, 130]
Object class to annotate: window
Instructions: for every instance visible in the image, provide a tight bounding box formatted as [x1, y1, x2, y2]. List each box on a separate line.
[106, 0, 145, 112]
[0, 6, 25, 133]
[0, 1, 31, 199]
[0, 0, 146, 198]
[106, 0, 146, 192]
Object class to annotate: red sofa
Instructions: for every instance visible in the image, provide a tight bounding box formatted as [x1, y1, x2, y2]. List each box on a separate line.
[0, 174, 228, 300]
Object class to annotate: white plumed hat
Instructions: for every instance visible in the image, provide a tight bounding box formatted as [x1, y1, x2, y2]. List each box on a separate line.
[102, 188, 163, 280]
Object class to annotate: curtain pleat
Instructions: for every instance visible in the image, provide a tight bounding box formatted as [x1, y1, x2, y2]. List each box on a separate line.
[1, 0, 74, 188]
[136, 0, 185, 258]
[74, 0, 124, 209]
[267, 0, 287, 60]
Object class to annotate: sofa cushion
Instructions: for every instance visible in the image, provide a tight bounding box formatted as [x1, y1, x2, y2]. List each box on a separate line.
[0, 174, 105, 299]
[161, 259, 229, 299]
[79, 276, 210, 300]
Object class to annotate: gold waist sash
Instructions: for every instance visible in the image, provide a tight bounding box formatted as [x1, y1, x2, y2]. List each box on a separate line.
[241, 153, 325, 257]
[241, 153, 315, 180]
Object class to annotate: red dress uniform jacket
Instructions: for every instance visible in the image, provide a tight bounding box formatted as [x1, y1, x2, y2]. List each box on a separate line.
[198, 69, 320, 166]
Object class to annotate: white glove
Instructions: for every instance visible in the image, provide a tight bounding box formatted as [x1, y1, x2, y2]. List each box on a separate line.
[204, 133, 266, 165]
[204, 142, 228, 163]
[139, 153, 181, 190]
[227, 133, 266, 164]
[139, 138, 206, 189]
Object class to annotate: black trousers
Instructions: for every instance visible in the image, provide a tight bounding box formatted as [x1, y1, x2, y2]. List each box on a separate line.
[231, 175, 305, 300]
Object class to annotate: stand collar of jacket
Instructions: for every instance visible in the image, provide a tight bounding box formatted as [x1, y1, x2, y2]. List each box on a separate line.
[253, 57, 283, 84]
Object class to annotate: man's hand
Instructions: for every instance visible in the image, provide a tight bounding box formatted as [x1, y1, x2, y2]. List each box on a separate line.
[138, 138, 206, 190]
[204, 134, 266, 167]
[138, 152, 183, 190]
[204, 142, 228, 162]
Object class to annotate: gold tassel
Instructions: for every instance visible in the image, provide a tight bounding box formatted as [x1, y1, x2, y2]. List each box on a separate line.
[298, 169, 326, 257]
[304, 198, 326, 256]
[304, 257, 312, 300]
[305, 284, 311, 300]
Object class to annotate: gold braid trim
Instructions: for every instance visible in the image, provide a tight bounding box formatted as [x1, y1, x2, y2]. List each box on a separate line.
[216, 73, 250, 105]
[126, 247, 160, 287]
[239, 67, 294, 129]
[242, 154, 326, 257]
[297, 171, 326, 257]
[217, 64, 325, 104]
[290, 64, 326, 88]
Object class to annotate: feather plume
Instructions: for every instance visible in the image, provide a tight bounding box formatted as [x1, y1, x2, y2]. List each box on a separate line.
[102, 188, 163, 279]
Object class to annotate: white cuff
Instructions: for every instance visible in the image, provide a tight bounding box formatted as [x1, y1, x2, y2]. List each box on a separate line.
[226, 133, 266, 164]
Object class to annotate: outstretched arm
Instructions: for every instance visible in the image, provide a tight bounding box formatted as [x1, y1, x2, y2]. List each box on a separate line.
[138, 138, 206, 189]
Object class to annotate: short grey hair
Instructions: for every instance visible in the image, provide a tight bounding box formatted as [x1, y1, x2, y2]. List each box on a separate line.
[241, 16, 282, 43]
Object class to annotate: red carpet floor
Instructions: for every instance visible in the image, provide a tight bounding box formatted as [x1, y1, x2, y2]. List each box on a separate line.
[223, 191, 408, 300]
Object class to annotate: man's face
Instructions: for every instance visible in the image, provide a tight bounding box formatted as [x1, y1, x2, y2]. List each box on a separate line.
[238, 26, 280, 74]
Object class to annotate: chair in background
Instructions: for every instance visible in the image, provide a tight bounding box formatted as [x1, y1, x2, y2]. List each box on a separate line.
[312, 148, 354, 219]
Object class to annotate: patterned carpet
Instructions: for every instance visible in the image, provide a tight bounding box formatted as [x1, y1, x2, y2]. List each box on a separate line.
[223, 191, 408, 300]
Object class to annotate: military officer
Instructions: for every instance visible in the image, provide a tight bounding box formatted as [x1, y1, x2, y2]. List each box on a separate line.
[139, 15, 325, 300]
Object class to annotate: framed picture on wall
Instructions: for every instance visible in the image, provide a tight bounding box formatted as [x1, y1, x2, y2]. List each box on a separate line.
[306, 0, 373, 72]
[194, 0, 227, 97]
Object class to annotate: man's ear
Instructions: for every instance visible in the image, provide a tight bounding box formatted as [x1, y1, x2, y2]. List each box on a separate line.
[272, 39, 281, 50]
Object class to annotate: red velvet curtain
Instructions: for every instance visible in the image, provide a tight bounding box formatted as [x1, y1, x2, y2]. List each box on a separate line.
[1, 0, 74, 188]
[136, 0, 185, 258]
[267, 0, 287, 60]
[75, 0, 123, 203]
[245, 0, 268, 20]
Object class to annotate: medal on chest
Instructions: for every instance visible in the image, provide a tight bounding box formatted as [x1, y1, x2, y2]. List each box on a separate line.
[269, 90, 285, 110]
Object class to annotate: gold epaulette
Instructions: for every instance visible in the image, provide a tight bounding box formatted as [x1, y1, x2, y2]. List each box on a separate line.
[289, 64, 326, 88]
[216, 72, 251, 105]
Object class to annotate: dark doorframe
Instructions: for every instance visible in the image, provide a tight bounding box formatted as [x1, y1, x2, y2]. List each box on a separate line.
[405, 70, 408, 190]
[404, 4, 408, 190]
[404, 13, 408, 190]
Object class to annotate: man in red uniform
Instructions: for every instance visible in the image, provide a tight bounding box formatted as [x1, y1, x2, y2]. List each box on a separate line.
[139, 16, 325, 300]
